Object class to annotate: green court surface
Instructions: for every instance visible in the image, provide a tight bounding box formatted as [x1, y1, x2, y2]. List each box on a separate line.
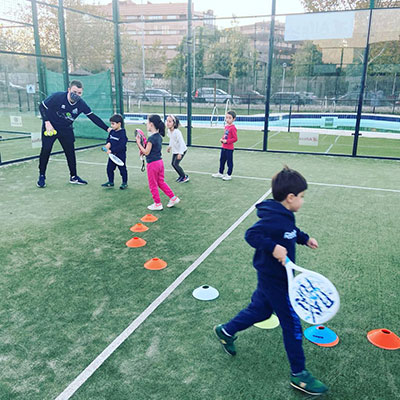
[0, 145, 399, 399]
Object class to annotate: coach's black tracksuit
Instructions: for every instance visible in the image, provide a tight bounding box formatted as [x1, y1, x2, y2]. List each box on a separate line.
[39, 91, 109, 177]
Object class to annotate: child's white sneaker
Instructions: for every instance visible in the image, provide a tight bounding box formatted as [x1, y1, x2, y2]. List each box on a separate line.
[148, 203, 163, 211]
[167, 196, 180, 208]
[212, 173, 224, 178]
[222, 175, 232, 181]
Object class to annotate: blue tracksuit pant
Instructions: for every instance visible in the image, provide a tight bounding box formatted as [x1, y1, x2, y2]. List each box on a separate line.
[223, 276, 305, 374]
[218, 148, 234, 176]
[106, 153, 127, 184]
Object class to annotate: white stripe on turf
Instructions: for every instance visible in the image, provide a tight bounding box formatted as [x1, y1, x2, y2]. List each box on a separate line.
[50, 158, 400, 193]
[55, 188, 272, 400]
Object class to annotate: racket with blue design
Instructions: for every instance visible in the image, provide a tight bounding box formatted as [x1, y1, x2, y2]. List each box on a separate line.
[285, 257, 340, 325]
[102, 146, 124, 166]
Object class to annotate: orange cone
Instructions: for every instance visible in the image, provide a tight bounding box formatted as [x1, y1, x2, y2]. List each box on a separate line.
[126, 237, 147, 248]
[367, 329, 400, 350]
[141, 214, 158, 223]
[130, 223, 149, 232]
[144, 257, 167, 270]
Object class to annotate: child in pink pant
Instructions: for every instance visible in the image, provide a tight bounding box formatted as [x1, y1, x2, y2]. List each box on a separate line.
[136, 114, 180, 211]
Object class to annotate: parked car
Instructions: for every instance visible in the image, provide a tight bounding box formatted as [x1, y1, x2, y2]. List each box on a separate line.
[270, 92, 306, 106]
[192, 87, 240, 104]
[239, 90, 265, 104]
[333, 91, 391, 107]
[140, 88, 180, 102]
[301, 92, 318, 104]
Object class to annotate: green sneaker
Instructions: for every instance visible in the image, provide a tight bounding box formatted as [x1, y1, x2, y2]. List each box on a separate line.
[101, 182, 114, 188]
[214, 325, 237, 356]
[290, 370, 328, 396]
[119, 183, 128, 190]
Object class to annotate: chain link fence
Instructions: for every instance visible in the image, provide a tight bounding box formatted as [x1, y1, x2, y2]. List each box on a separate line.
[1, 1, 399, 163]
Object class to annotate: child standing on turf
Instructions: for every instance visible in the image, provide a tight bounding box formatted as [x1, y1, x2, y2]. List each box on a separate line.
[136, 114, 180, 211]
[212, 110, 237, 181]
[166, 114, 189, 183]
[214, 166, 328, 396]
[102, 114, 128, 190]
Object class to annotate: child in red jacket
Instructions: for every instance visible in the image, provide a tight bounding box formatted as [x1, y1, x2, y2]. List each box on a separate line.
[212, 110, 237, 181]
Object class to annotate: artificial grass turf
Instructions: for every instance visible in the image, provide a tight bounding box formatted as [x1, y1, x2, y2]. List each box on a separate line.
[0, 146, 399, 399]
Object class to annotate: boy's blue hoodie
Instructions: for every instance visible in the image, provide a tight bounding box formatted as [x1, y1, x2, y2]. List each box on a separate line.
[245, 199, 309, 282]
[106, 128, 127, 155]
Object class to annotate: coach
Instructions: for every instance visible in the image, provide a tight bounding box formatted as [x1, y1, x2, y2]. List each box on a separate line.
[37, 80, 111, 188]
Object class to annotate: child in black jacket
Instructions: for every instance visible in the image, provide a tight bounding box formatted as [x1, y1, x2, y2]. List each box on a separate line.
[214, 166, 328, 396]
[102, 114, 128, 190]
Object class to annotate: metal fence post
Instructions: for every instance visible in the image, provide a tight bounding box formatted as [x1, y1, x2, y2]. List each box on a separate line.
[186, 0, 193, 146]
[31, 0, 46, 102]
[112, 0, 124, 115]
[263, 0, 276, 151]
[352, 0, 374, 156]
[58, 0, 69, 90]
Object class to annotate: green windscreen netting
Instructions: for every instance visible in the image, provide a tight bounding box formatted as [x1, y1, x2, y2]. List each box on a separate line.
[44, 69, 113, 139]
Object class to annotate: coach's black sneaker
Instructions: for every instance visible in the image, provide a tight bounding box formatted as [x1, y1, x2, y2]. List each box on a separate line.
[37, 174, 46, 188]
[290, 370, 328, 396]
[214, 324, 237, 356]
[101, 181, 114, 188]
[70, 175, 88, 185]
[119, 183, 128, 190]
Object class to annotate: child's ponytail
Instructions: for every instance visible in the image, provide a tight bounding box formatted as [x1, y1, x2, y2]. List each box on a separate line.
[158, 120, 165, 137]
[148, 114, 166, 137]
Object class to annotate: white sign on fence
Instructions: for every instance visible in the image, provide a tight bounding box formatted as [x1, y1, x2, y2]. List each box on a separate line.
[298, 131, 319, 146]
[285, 11, 355, 41]
[10, 115, 23, 127]
[31, 132, 42, 148]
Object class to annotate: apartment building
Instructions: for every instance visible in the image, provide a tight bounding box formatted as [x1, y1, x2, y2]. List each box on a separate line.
[104, 1, 214, 62]
[239, 21, 300, 66]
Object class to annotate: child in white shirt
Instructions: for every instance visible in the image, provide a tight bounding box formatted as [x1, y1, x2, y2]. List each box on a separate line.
[166, 114, 189, 183]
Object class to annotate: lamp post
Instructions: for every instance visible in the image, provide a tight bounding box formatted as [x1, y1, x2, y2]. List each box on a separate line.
[141, 15, 146, 93]
[334, 40, 347, 99]
[281, 62, 287, 92]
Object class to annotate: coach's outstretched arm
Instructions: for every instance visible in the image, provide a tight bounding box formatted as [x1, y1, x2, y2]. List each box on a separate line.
[86, 112, 111, 132]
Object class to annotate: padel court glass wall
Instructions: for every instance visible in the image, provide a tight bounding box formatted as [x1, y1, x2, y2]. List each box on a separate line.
[1, 1, 399, 164]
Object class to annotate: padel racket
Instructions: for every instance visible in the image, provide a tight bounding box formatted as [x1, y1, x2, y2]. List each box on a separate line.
[285, 257, 340, 325]
[101, 147, 124, 166]
[135, 129, 147, 172]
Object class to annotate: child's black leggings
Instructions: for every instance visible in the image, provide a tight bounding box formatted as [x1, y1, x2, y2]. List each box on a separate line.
[171, 151, 187, 179]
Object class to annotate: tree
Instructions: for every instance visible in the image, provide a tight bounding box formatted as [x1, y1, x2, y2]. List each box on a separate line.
[205, 28, 252, 83]
[165, 27, 221, 90]
[292, 42, 323, 78]
[0, 0, 114, 73]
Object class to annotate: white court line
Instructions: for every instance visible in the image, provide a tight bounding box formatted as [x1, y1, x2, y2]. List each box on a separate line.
[325, 135, 340, 154]
[55, 188, 272, 400]
[248, 130, 281, 149]
[50, 158, 400, 193]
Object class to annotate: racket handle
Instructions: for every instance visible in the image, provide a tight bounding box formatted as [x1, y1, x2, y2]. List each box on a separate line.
[285, 257, 309, 274]
[102, 146, 107, 152]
